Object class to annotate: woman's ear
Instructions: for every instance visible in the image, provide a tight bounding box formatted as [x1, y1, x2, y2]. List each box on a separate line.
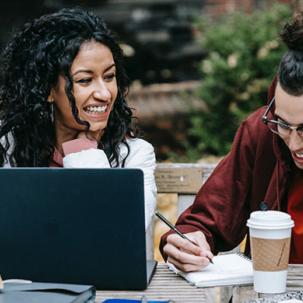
[47, 89, 54, 103]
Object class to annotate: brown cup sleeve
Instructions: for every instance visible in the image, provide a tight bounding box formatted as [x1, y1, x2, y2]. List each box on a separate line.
[250, 237, 290, 271]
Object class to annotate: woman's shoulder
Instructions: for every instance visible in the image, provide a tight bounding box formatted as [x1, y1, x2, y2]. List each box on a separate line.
[119, 138, 155, 167]
[125, 137, 154, 152]
[0, 133, 15, 167]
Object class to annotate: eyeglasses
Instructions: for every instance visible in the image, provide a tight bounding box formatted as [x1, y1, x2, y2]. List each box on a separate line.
[262, 97, 303, 138]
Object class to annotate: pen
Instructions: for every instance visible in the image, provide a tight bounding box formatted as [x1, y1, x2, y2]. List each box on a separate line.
[155, 211, 214, 264]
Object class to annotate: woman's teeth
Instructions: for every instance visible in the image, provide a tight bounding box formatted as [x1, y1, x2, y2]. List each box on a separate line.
[85, 105, 107, 113]
[295, 152, 303, 159]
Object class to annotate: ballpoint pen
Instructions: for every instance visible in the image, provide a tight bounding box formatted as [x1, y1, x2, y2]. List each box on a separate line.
[155, 211, 214, 264]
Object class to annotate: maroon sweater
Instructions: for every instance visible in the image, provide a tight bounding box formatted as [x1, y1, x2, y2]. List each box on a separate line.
[160, 80, 294, 258]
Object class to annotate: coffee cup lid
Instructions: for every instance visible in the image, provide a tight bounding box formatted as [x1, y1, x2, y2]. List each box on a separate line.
[247, 210, 294, 230]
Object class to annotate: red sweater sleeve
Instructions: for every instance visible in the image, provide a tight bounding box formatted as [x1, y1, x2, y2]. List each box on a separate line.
[160, 108, 266, 259]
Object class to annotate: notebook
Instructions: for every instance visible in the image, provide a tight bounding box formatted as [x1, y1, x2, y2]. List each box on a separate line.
[0, 168, 157, 290]
[0, 281, 95, 303]
[168, 253, 253, 287]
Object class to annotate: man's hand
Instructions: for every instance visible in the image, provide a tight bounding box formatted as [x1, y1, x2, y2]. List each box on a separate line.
[163, 231, 213, 272]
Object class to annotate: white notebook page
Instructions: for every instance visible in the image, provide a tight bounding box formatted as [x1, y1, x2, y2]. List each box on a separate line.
[169, 253, 253, 287]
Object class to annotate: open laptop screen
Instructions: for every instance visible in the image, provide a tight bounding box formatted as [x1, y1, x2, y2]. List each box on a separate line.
[0, 168, 156, 290]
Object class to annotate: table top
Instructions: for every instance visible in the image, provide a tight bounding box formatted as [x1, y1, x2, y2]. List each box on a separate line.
[96, 263, 303, 303]
[96, 263, 221, 303]
[232, 264, 303, 302]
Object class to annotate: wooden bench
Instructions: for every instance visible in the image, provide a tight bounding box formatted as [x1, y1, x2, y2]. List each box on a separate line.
[146, 163, 218, 260]
[154, 162, 244, 255]
[155, 162, 218, 215]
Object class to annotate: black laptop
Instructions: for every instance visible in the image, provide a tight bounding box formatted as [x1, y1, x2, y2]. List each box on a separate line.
[0, 168, 157, 290]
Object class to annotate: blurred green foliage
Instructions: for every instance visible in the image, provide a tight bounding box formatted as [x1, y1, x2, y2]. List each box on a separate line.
[185, 4, 291, 159]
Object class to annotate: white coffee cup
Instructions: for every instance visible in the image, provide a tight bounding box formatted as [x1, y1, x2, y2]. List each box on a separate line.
[247, 210, 294, 294]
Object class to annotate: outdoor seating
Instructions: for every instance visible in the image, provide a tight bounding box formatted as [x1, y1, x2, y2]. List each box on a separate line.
[96, 264, 303, 302]
[155, 162, 217, 215]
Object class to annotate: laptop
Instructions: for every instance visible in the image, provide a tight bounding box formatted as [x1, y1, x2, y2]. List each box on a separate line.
[0, 168, 157, 290]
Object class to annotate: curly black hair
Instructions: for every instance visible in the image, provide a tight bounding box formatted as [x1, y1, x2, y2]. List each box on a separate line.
[0, 8, 138, 167]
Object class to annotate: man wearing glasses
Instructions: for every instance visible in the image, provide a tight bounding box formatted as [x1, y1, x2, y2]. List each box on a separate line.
[160, 13, 303, 271]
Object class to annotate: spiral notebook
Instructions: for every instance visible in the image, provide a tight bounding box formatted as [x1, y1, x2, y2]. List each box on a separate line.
[168, 253, 253, 287]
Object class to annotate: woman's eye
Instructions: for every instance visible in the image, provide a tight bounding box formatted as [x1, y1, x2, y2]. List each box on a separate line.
[75, 78, 92, 84]
[104, 73, 116, 81]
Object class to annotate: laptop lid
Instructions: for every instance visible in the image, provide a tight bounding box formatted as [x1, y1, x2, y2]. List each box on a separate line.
[0, 168, 156, 290]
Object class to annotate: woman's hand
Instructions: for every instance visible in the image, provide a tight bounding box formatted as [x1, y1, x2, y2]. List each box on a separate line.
[163, 231, 213, 272]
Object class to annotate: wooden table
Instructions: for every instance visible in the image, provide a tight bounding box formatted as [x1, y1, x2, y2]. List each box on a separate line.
[96, 263, 230, 303]
[232, 264, 303, 302]
[96, 264, 303, 303]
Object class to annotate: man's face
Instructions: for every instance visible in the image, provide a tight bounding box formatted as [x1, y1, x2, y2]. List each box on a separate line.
[275, 82, 303, 169]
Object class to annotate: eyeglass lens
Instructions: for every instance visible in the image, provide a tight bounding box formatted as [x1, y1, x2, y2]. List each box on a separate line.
[267, 121, 303, 137]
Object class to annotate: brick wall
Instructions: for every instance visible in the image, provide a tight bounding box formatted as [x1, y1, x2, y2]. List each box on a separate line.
[205, 0, 252, 16]
[204, 0, 294, 17]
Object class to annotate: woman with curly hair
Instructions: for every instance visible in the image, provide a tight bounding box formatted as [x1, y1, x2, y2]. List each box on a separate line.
[0, 8, 156, 228]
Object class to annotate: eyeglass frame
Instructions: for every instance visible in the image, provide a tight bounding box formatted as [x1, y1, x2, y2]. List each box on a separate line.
[262, 96, 303, 138]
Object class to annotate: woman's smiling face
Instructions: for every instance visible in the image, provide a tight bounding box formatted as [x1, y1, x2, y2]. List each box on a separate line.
[50, 40, 118, 142]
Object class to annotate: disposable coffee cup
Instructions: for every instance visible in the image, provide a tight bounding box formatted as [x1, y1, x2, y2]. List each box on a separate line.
[247, 210, 294, 294]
